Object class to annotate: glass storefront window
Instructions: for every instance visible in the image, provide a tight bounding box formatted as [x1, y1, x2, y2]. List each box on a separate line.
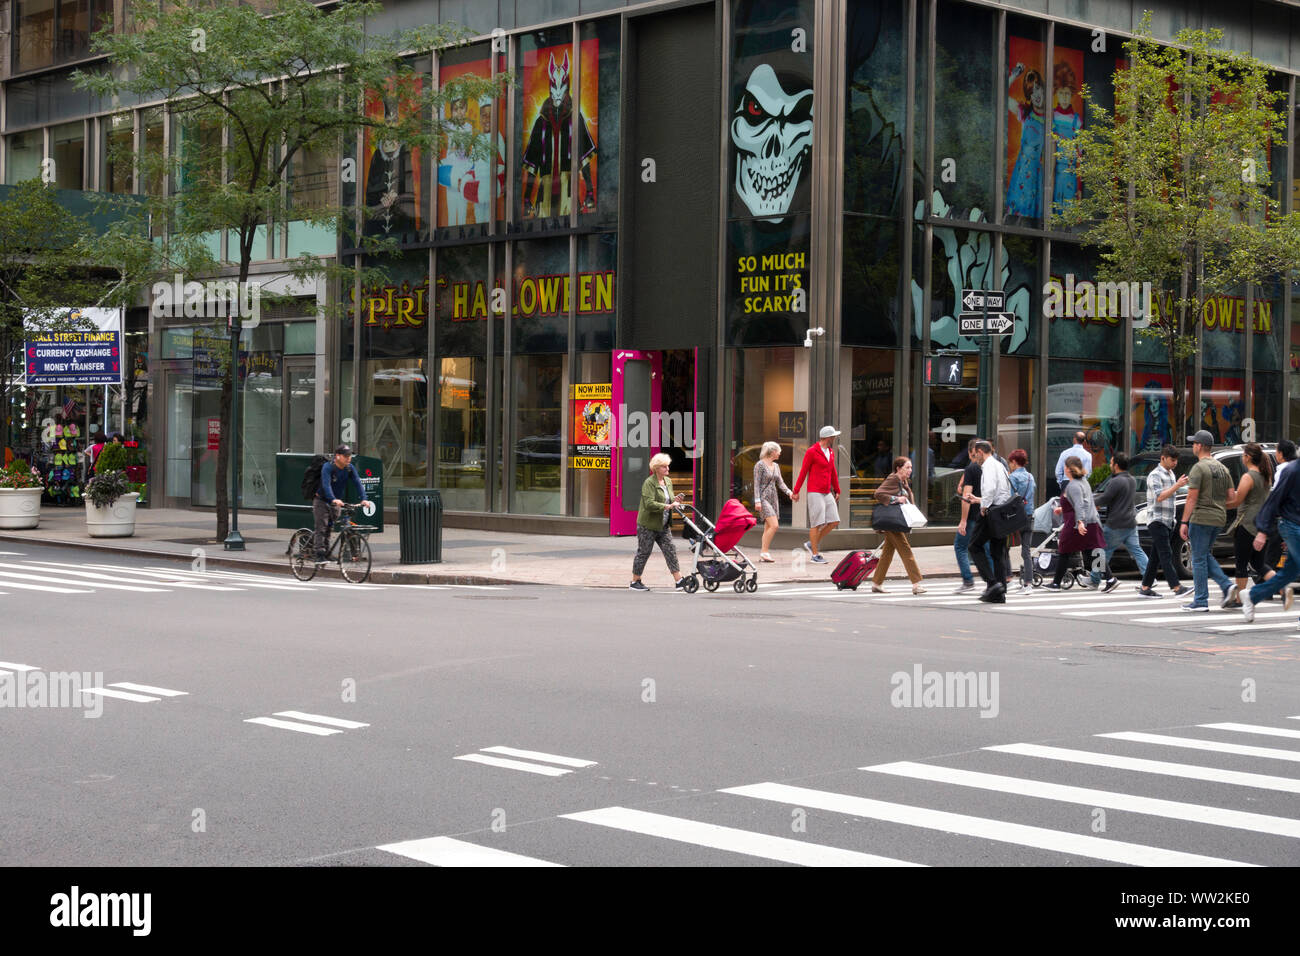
[571, 352, 612, 518]
[996, 356, 1036, 468]
[845, 348, 896, 529]
[5, 131, 42, 184]
[101, 114, 133, 194]
[14, 0, 55, 73]
[142, 110, 165, 198]
[578, 17, 619, 229]
[512, 353, 564, 514]
[844, 0, 905, 217]
[933, 0, 995, 222]
[50, 121, 84, 190]
[843, 214, 902, 348]
[727, 346, 807, 521]
[1048, 243, 1123, 361]
[435, 244, 490, 511]
[512, 237, 570, 354]
[516, 29, 580, 230]
[1048, 358, 1121, 497]
[576, 232, 615, 351]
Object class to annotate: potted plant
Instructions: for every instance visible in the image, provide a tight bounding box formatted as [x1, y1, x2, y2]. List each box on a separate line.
[84, 443, 139, 537]
[0, 459, 45, 529]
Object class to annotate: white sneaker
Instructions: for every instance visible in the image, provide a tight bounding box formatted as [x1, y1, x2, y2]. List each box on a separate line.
[1241, 587, 1255, 623]
[1285, 585, 1295, 612]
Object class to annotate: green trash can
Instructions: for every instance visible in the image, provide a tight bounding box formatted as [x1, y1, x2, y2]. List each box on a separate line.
[398, 488, 442, 563]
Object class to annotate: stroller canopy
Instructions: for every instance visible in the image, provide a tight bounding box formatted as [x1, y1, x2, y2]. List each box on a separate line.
[713, 498, 757, 552]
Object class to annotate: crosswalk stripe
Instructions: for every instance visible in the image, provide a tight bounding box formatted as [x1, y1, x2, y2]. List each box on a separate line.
[722, 782, 1254, 866]
[986, 742, 1300, 793]
[1099, 731, 1300, 762]
[0, 568, 165, 593]
[1208, 621, 1300, 632]
[453, 753, 570, 776]
[377, 836, 563, 867]
[109, 682, 187, 698]
[272, 710, 368, 729]
[80, 687, 160, 703]
[480, 746, 596, 768]
[0, 578, 93, 594]
[1058, 601, 1189, 616]
[244, 716, 342, 736]
[864, 761, 1300, 838]
[20, 561, 241, 591]
[1190, 723, 1300, 743]
[1128, 612, 1252, 624]
[561, 806, 923, 867]
[79, 562, 310, 592]
[999, 598, 1163, 612]
[0, 662, 39, 672]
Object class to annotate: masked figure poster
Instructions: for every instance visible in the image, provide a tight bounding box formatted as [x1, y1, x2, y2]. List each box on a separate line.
[727, 0, 814, 346]
[363, 73, 426, 240]
[520, 38, 598, 220]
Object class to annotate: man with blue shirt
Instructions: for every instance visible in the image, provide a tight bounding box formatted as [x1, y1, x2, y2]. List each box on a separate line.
[315, 444, 367, 563]
[1054, 430, 1092, 494]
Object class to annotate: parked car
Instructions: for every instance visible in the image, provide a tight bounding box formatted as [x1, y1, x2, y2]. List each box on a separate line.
[1096, 444, 1272, 578]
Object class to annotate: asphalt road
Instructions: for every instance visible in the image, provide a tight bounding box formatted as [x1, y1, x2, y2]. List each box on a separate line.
[3, 541, 1299, 868]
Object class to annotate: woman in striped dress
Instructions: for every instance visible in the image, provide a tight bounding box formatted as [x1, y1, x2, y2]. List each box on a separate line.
[754, 441, 794, 563]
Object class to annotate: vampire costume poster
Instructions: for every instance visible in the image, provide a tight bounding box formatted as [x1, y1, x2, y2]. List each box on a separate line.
[519, 38, 598, 221]
[363, 74, 426, 240]
[727, 0, 814, 346]
[438, 55, 507, 229]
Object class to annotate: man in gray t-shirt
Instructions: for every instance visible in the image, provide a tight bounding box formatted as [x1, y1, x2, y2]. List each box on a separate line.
[1179, 430, 1235, 611]
[1089, 452, 1148, 590]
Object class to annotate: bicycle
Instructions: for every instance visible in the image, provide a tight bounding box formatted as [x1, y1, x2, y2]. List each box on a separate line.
[288, 503, 373, 583]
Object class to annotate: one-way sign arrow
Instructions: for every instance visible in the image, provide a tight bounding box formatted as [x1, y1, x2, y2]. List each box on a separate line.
[960, 289, 1005, 312]
[986, 312, 1013, 334]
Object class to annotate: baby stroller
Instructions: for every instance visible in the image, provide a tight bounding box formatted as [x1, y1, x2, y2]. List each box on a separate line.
[1028, 497, 1087, 588]
[673, 498, 759, 594]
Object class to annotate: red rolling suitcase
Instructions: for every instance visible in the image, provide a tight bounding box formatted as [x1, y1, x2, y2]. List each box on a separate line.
[831, 549, 878, 590]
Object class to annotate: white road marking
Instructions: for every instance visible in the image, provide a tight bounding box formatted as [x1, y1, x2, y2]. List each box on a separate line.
[722, 782, 1255, 866]
[1208, 621, 1300, 632]
[0, 568, 164, 593]
[1101, 731, 1300, 762]
[0, 578, 93, 594]
[453, 753, 570, 776]
[480, 746, 596, 768]
[864, 761, 1300, 838]
[244, 716, 342, 736]
[1198, 722, 1300, 740]
[80, 687, 160, 703]
[562, 806, 923, 867]
[377, 836, 563, 867]
[272, 710, 368, 729]
[19, 561, 241, 591]
[0, 662, 39, 672]
[986, 742, 1300, 793]
[108, 682, 188, 698]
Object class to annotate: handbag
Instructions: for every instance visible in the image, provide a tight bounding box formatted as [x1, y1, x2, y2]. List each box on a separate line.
[987, 494, 1030, 537]
[871, 502, 910, 533]
[900, 501, 928, 529]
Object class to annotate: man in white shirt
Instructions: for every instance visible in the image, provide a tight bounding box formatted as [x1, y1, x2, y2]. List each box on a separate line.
[964, 440, 1014, 603]
[1054, 431, 1093, 492]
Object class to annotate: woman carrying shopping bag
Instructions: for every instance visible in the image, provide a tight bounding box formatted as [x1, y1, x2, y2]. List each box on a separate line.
[869, 456, 927, 594]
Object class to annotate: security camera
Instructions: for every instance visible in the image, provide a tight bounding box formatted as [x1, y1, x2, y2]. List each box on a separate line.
[803, 327, 825, 348]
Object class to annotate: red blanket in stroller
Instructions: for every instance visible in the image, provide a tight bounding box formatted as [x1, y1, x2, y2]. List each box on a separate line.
[712, 498, 757, 552]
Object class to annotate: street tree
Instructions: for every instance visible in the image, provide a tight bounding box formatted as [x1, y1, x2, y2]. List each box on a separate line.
[1057, 16, 1300, 443]
[75, 0, 497, 542]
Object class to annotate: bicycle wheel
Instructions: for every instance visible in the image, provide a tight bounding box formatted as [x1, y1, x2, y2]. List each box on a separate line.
[338, 531, 372, 583]
[289, 529, 317, 581]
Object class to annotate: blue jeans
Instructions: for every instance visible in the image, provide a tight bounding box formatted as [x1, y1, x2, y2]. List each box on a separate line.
[1090, 525, 1149, 585]
[1248, 518, 1300, 606]
[1188, 522, 1232, 607]
[954, 528, 993, 585]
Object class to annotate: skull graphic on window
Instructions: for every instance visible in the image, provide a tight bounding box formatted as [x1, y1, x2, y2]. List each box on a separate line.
[731, 64, 813, 221]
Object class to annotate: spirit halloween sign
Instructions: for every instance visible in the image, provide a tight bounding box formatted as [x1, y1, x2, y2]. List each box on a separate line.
[357, 271, 616, 329]
[1045, 274, 1275, 333]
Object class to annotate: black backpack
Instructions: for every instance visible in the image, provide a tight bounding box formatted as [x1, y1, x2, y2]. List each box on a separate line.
[301, 454, 329, 501]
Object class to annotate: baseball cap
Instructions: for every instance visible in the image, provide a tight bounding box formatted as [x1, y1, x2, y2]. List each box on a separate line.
[334, 444, 353, 456]
[819, 426, 841, 439]
[1188, 430, 1215, 447]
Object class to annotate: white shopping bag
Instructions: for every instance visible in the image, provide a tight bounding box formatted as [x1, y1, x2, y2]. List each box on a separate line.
[900, 502, 928, 529]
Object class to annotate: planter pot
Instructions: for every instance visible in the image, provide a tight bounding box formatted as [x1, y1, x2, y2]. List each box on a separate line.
[85, 492, 139, 538]
[0, 487, 43, 529]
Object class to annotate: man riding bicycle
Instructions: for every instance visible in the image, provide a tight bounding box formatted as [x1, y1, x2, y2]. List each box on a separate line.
[315, 444, 368, 564]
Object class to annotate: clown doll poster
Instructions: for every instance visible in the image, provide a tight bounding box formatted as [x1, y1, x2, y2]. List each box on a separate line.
[437, 54, 507, 228]
[519, 38, 598, 221]
[363, 73, 426, 239]
[1005, 38, 1083, 222]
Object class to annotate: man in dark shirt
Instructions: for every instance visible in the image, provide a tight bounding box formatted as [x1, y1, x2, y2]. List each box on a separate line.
[1089, 452, 1146, 591]
[314, 444, 368, 562]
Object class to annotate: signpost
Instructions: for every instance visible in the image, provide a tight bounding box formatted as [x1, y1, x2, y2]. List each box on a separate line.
[960, 289, 1008, 444]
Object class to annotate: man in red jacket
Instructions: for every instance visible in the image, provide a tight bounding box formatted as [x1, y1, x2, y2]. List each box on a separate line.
[792, 425, 842, 563]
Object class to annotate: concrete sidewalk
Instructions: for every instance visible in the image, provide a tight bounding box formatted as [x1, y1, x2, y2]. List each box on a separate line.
[0, 505, 970, 588]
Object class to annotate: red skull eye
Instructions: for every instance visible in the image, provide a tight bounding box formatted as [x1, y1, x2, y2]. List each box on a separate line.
[745, 95, 764, 118]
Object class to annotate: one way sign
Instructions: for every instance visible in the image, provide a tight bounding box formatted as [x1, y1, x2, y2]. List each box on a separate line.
[961, 289, 1004, 312]
[958, 312, 1015, 336]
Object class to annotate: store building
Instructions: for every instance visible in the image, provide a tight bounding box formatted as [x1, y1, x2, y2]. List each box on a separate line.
[5, 0, 1300, 537]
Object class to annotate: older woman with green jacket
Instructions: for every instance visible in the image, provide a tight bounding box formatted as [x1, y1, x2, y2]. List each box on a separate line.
[631, 453, 688, 591]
